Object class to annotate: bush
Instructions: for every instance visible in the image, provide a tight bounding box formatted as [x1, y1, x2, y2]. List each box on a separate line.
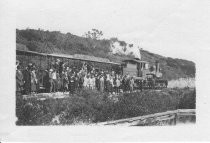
[16, 88, 196, 125]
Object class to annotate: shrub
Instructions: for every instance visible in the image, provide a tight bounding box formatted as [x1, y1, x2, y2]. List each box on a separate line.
[16, 88, 196, 125]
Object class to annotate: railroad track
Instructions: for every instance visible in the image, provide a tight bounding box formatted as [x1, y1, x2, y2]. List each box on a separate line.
[96, 109, 196, 126]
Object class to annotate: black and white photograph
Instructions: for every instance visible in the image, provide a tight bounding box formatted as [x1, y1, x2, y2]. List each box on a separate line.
[1, 0, 210, 142]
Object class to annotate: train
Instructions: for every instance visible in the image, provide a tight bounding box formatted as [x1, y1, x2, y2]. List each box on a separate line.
[121, 59, 168, 89]
[16, 49, 168, 90]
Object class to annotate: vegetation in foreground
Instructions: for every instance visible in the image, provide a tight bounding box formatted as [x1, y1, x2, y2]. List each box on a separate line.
[16, 88, 196, 125]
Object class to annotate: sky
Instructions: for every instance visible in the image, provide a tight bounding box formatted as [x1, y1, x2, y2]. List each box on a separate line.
[14, 0, 210, 61]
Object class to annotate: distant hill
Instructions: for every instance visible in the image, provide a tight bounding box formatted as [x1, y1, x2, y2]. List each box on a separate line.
[16, 29, 195, 80]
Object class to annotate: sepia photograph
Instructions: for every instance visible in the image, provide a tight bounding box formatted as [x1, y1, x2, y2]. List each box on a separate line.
[1, 0, 210, 142]
[15, 1, 196, 127]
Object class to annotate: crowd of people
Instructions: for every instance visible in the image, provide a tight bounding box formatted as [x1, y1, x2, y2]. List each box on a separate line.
[16, 59, 143, 96]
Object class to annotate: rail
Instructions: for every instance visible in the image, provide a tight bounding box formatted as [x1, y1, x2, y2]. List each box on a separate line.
[97, 109, 196, 126]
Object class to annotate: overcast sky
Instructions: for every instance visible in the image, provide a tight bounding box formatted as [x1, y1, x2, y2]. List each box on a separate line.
[14, 0, 210, 61]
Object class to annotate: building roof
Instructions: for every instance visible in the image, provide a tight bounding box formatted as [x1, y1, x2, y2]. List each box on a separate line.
[73, 54, 110, 63]
[48, 53, 74, 59]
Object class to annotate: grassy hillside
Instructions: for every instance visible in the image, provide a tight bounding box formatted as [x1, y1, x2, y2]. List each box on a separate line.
[16, 28, 195, 80]
[141, 50, 195, 79]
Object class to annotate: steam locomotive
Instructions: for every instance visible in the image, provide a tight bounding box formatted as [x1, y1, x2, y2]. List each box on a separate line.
[121, 59, 168, 89]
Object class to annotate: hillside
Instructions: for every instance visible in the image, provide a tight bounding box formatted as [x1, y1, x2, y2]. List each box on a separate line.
[16, 29, 195, 80]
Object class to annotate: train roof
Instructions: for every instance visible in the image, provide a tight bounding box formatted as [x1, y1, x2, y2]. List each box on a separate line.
[16, 49, 121, 65]
[122, 59, 149, 63]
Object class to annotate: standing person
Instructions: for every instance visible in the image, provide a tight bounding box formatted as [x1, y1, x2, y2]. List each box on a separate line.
[74, 73, 79, 92]
[122, 75, 126, 93]
[93, 75, 96, 90]
[116, 76, 121, 94]
[69, 73, 75, 95]
[113, 75, 117, 94]
[23, 64, 31, 95]
[109, 75, 114, 94]
[90, 75, 95, 90]
[86, 75, 91, 89]
[43, 69, 49, 93]
[59, 61, 64, 76]
[106, 74, 111, 93]
[54, 59, 60, 73]
[99, 75, 104, 92]
[52, 70, 57, 92]
[16, 65, 24, 96]
[104, 73, 107, 92]
[95, 74, 100, 91]
[83, 74, 88, 89]
[139, 79, 143, 92]
[78, 74, 83, 89]
[31, 67, 38, 94]
[35, 68, 41, 93]
[89, 75, 93, 90]
[63, 71, 69, 92]
[56, 71, 61, 92]
[49, 69, 55, 93]
[60, 71, 65, 92]
[66, 67, 72, 78]
[125, 76, 130, 93]
[129, 77, 135, 92]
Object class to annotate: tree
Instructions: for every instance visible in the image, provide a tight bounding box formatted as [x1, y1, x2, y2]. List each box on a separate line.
[110, 37, 118, 42]
[129, 44, 133, 48]
[84, 29, 103, 40]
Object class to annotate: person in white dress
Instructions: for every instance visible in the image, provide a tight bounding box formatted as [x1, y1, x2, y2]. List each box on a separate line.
[86, 75, 91, 89]
[100, 75, 104, 92]
[83, 75, 88, 89]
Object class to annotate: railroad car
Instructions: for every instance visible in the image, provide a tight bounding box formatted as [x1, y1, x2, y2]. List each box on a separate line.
[16, 49, 167, 90]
